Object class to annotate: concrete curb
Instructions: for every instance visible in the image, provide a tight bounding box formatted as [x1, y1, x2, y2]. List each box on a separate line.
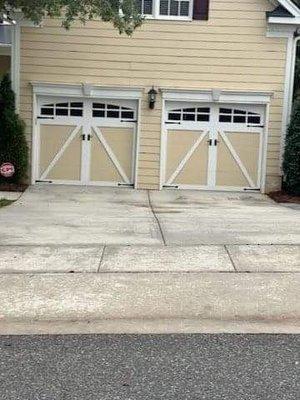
[1, 272, 299, 334]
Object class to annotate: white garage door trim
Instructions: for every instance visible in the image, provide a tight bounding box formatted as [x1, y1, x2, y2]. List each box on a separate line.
[31, 86, 142, 188]
[160, 91, 272, 193]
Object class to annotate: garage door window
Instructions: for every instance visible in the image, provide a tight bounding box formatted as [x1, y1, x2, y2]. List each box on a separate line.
[92, 102, 135, 121]
[219, 108, 261, 125]
[168, 107, 210, 122]
[40, 102, 83, 117]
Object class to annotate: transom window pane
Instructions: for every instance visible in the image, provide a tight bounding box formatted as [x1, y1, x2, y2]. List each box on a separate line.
[168, 106, 210, 122]
[40, 102, 83, 117]
[219, 108, 261, 125]
[92, 103, 135, 121]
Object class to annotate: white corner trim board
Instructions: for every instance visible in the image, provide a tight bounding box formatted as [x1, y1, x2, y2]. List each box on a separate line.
[10, 24, 20, 112]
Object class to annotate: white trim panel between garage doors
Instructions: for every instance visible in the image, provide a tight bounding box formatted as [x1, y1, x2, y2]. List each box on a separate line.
[161, 95, 270, 193]
[32, 95, 139, 188]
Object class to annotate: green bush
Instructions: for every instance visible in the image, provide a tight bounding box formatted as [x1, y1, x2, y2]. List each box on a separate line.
[282, 100, 300, 195]
[0, 74, 28, 184]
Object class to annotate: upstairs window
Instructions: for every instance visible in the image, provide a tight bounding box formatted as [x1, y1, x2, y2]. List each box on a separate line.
[136, 0, 194, 19]
[136, 0, 154, 15]
[160, 0, 191, 17]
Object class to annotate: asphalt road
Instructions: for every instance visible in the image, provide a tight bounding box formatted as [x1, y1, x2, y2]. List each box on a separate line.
[0, 334, 299, 400]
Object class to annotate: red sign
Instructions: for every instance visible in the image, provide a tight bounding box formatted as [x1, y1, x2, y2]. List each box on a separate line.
[0, 163, 15, 178]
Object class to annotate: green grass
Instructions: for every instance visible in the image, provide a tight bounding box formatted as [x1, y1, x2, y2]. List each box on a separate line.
[0, 198, 14, 208]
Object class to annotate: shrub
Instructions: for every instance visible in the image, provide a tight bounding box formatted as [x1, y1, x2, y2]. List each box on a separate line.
[282, 100, 300, 195]
[0, 74, 28, 184]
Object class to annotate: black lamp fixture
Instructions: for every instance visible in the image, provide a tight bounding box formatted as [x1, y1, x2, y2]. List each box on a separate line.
[148, 86, 158, 109]
[294, 27, 300, 38]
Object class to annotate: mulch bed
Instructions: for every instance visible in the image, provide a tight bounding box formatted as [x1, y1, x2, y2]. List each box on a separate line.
[0, 183, 29, 192]
[268, 190, 300, 204]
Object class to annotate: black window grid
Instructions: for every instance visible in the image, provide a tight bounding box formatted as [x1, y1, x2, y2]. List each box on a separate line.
[92, 103, 135, 120]
[219, 108, 261, 125]
[168, 107, 210, 122]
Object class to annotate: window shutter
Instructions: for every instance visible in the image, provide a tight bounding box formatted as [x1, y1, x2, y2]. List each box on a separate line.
[193, 0, 210, 20]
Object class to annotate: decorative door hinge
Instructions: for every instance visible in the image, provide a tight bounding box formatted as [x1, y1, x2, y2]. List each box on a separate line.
[247, 125, 264, 128]
[117, 183, 134, 187]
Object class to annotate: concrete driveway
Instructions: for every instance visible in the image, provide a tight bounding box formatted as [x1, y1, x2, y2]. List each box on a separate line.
[1, 185, 300, 335]
[0, 185, 299, 246]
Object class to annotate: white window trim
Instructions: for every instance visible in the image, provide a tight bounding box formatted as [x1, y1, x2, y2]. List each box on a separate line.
[140, 0, 193, 21]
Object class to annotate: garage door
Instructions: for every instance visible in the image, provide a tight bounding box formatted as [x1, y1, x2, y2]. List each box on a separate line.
[163, 102, 264, 191]
[36, 98, 137, 186]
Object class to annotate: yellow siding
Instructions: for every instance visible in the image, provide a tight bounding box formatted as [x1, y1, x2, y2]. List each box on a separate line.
[19, 0, 287, 191]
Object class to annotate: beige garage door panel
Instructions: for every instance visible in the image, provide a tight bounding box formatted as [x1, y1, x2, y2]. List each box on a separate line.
[90, 133, 122, 182]
[90, 126, 133, 183]
[228, 131, 260, 185]
[166, 130, 208, 186]
[103, 127, 133, 180]
[48, 131, 82, 181]
[216, 131, 259, 187]
[40, 125, 82, 181]
[216, 135, 248, 187]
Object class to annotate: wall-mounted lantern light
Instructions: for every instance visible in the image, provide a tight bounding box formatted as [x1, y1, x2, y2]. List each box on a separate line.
[148, 86, 158, 109]
[294, 27, 300, 38]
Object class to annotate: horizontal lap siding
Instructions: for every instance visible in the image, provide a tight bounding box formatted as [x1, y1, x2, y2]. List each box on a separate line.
[19, 0, 287, 190]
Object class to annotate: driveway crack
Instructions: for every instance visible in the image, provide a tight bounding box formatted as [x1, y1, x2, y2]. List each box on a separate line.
[147, 190, 167, 246]
[224, 245, 238, 272]
[97, 245, 107, 272]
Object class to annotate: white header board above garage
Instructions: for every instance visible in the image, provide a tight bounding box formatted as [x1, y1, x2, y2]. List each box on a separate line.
[31, 82, 144, 100]
[161, 89, 274, 105]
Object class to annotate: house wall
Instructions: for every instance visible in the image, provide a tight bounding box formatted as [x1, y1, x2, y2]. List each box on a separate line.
[19, 0, 287, 191]
[0, 55, 10, 78]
